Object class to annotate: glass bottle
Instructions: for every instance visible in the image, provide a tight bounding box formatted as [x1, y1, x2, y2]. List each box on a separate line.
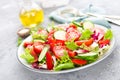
[19, 0, 44, 28]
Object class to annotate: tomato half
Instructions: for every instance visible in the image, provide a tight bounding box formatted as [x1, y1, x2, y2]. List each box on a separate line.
[66, 27, 80, 41]
[24, 42, 33, 48]
[33, 42, 44, 55]
[53, 46, 66, 59]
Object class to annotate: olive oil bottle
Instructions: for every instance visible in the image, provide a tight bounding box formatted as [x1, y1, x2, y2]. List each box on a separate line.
[19, 0, 44, 28]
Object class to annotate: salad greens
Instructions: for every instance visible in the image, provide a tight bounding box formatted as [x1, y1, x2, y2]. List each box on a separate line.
[75, 52, 99, 63]
[104, 29, 113, 40]
[65, 41, 79, 50]
[32, 31, 48, 41]
[54, 51, 74, 71]
[20, 48, 34, 63]
[80, 29, 93, 40]
[20, 21, 113, 71]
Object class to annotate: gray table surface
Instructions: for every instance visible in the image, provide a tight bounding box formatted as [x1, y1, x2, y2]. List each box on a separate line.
[0, 0, 120, 80]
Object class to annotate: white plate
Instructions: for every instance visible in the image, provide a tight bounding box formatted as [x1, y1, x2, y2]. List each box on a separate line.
[17, 24, 116, 74]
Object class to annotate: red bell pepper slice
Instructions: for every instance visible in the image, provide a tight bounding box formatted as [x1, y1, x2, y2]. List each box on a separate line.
[68, 50, 77, 57]
[72, 59, 87, 65]
[46, 52, 54, 70]
[98, 39, 110, 45]
[30, 48, 38, 62]
[84, 38, 94, 46]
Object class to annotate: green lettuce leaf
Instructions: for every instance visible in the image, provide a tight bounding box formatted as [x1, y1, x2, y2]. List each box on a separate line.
[56, 51, 72, 64]
[32, 31, 48, 41]
[80, 29, 93, 40]
[20, 48, 34, 63]
[65, 41, 79, 50]
[104, 29, 113, 40]
[17, 37, 23, 46]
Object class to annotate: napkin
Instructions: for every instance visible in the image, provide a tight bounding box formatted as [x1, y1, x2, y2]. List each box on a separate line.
[49, 4, 111, 28]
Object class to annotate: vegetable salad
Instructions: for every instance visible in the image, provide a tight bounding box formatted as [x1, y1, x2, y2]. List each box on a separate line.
[20, 21, 113, 71]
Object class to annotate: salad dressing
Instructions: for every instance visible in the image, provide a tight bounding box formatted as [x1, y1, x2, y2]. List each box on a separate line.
[19, 0, 44, 28]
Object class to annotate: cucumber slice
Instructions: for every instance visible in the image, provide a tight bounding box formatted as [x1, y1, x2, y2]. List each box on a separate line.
[83, 21, 94, 30]
[75, 52, 99, 62]
[33, 39, 45, 43]
[38, 45, 49, 62]
[54, 30, 66, 40]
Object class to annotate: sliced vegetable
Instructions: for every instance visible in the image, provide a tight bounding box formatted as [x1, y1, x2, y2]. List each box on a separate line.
[38, 45, 50, 62]
[33, 39, 45, 43]
[75, 52, 99, 62]
[24, 42, 33, 48]
[30, 48, 38, 62]
[91, 31, 104, 42]
[53, 46, 66, 58]
[83, 21, 94, 30]
[33, 42, 44, 54]
[46, 52, 54, 70]
[68, 50, 77, 57]
[84, 38, 94, 46]
[54, 62, 74, 71]
[90, 42, 99, 51]
[99, 39, 110, 45]
[74, 49, 89, 54]
[54, 30, 66, 41]
[72, 59, 87, 65]
[32, 62, 39, 69]
[66, 27, 80, 41]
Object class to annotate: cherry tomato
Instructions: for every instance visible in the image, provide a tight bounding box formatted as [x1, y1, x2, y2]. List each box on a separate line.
[68, 50, 77, 57]
[46, 52, 54, 70]
[66, 27, 80, 41]
[53, 46, 66, 59]
[33, 42, 44, 55]
[24, 42, 33, 48]
[72, 59, 87, 65]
